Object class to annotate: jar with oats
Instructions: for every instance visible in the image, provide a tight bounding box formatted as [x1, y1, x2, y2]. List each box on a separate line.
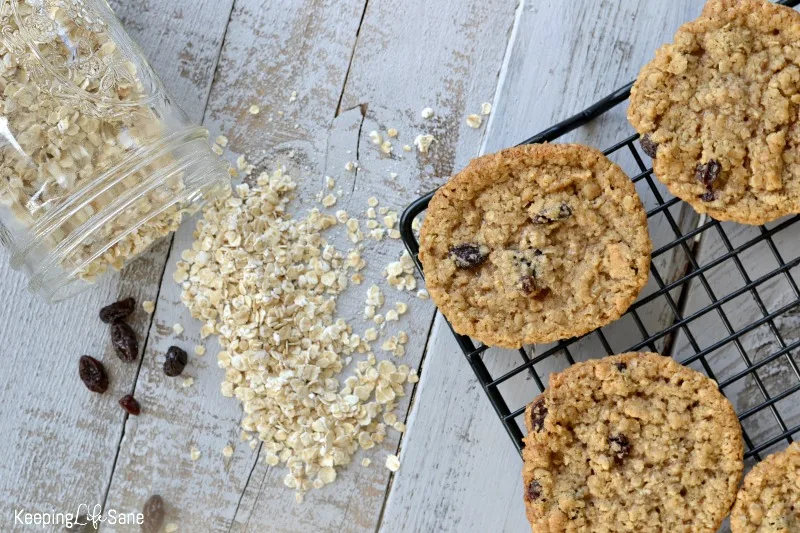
[0, 0, 230, 301]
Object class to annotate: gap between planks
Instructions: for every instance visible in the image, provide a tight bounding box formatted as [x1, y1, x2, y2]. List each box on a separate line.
[98, 0, 239, 519]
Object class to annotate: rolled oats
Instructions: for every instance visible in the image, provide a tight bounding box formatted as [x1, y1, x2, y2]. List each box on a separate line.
[178, 168, 414, 498]
[481, 102, 492, 115]
[385, 454, 401, 472]
[414, 134, 435, 154]
[0, 2, 224, 287]
[466, 114, 482, 128]
[420, 107, 434, 119]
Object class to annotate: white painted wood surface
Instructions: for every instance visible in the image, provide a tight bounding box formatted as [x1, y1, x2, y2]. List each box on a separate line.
[2, 1, 794, 532]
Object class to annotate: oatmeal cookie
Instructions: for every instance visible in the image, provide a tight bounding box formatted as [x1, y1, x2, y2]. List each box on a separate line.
[418, 144, 650, 348]
[731, 441, 800, 533]
[629, 0, 800, 225]
[521, 352, 744, 533]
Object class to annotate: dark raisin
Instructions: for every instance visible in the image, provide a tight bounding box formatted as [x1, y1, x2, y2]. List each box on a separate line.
[695, 159, 721, 188]
[525, 480, 542, 502]
[99, 297, 136, 324]
[699, 189, 716, 202]
[529, 397, 548, 432]
[164, 346, 188, 377]
[532, 203, 572, 224]
[520, 275, 537, 294]
[609, 434, 632, 460]
[639, 134, 658, 158]
[111, 321, 139, 362]
[614, 362, 627, 372]
[532, 287, 551, 301]
[79, 356, 109, 393]
[141, 495, 165, 533]
[119, 394, 141, 416]
[449, 243, 489, 268]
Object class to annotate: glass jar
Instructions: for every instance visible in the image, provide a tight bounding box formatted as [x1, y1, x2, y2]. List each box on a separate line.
[0, 0, 230, 301]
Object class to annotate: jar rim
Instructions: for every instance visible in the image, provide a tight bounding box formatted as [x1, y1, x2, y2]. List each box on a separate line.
[11, 126, 210, 268]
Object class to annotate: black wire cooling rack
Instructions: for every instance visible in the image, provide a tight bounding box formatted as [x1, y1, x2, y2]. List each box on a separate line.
[400, 0, 800, 465]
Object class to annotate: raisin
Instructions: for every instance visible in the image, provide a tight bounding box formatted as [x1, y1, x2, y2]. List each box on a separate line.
[520, 275, 537, 294]
[119, 394, 141, 416]
[449, 243, 489, 268]
[529, 397, 548, 432]
[99, 297, 136, 324]
[695, 160, 721, 188]
[111, 322, 139, 362]
[699, 189, 716, 202]
[525, 480, 542, 502]
[79, 356, 109, 393]
[614, 362, 627, 372]
[532, 203, 572, 224]
[639, 134, 658, 158]
[141, 495, 165, 533]
[164, 346, 188, 377]
[609, 434, 632, 460]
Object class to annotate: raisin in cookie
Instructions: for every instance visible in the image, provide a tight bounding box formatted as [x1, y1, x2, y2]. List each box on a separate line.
[629, 0, 800, 225]
[522, 352, 744, 533]
[731, 442, 800, 533]
[418, 144, 650, 348]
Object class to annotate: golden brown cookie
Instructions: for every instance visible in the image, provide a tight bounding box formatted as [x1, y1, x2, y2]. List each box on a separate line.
[629, 0, 800, 225]
[522, 352, 744, 533]
[418, 144, 650, 348]
[731, 441, 800, 533]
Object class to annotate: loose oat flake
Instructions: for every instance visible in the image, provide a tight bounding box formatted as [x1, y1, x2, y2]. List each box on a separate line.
[178, 168, 413, 498]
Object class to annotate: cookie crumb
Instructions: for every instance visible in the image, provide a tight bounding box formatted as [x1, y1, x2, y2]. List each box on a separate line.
[421, 107, 434, 119]
[190, 446, 201, 461]
[249, 104, 260, 115]
[222, 445, 234, 458]
[194, 345, 206, 356]
[361, 458, 371, 467]
[387, 128, 398, 138]
[173, 323, 184, 335]
[481, 102, 492, 115]
[142, 300, 155, 314]
[466, 114, 482, 128]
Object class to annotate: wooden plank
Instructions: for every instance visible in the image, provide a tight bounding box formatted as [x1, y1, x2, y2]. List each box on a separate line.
[102, 1, 379, 531]
[0, 0, 233, 531]
[0, 2, 233, 529]
[378, 1, 705, 531]
[222, 0, 519, 531]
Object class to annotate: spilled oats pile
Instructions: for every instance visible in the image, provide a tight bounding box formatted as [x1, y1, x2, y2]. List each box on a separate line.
[176, 166, 421, 499]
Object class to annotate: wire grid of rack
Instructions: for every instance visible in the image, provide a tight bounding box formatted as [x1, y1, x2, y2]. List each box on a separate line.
[399, 0, 800, 464]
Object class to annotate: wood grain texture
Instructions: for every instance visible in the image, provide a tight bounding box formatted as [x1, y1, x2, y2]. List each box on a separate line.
[224, 0, 519, 531]
[379, 2, 707, 532]
[0, 2, 234, 531]
[103, 1, 375, 531]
